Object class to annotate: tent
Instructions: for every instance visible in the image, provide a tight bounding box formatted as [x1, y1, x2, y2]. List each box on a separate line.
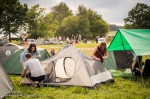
[0, 43, 50, 74]
[0, 63, 13, 99]
[0, 43, 22, 65]
[21, 44, 113, 87]
[105, 29, 150, 69]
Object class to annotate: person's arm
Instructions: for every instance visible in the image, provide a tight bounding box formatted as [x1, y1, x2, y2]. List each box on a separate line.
[131, 59, 137, 71]
[22, 62, 28, 78]
[22, 69, 27, 78]
[20, 48, 28, 62]
[35, 50, 41, 58]
[103, 50, 108, 59]
[140, 65, 145, 74]
[91, 47, 100, 60]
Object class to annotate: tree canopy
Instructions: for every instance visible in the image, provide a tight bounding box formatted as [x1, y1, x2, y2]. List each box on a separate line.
[0, 0, 28, 42]
[0, 1, 110, 40]
[51, 1, 73, 23]
[56, 4, 109, 39]
[124, 3, 150, 29]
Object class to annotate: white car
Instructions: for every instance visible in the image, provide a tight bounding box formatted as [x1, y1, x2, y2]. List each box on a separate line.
[27, 39, 36, 44]
[44, 38, 63, 44]
[98, 38, 106, 43]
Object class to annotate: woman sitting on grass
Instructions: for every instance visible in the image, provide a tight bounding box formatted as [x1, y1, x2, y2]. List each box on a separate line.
[132, 56, 150, 77]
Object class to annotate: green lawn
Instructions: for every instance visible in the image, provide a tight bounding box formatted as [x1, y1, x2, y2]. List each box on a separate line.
[6, 44, 150, 99]
[7, 75, 150, 99]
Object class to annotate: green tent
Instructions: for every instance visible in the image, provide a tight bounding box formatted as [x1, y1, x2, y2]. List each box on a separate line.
[0, 43, 50, 74]
[105, 29, 150, 69]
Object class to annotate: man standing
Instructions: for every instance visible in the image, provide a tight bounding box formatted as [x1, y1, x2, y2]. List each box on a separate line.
[22, 53, 45, 87]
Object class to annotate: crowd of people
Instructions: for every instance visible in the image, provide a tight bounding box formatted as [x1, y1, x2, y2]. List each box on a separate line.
[64, 34, 82, 44]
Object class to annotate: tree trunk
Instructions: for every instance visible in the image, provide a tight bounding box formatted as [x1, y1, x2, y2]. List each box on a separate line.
[9, 32, 11, 42]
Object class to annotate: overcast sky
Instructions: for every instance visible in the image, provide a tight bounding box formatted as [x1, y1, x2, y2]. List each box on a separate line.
[20, 0, 150, 26]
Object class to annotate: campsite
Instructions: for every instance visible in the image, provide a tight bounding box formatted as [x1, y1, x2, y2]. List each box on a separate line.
[1, 0, 150, 98]
[0, 29, 149, 99]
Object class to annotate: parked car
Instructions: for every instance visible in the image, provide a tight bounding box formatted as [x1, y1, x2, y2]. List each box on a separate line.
[27, 39, 37, 44]
[44, 38, 63, 45]
[0, 39, 8, 46]
[98, 38, 106, 43]
[20, 39, 44, 45]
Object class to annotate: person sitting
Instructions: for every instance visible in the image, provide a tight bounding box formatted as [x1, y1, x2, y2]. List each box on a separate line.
[131, 56, 150, 78]
[131, 56, 143, 76]
[141, 59, 150, 77]
[22, 53, 45, 88]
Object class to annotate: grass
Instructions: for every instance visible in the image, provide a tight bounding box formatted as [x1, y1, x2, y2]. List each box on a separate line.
[5, 43, 150, 99]
[7, 75, 150, 99]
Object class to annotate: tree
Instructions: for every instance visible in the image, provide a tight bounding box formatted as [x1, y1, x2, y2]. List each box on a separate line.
[26, 4, 59, 39]
[59, 16, 78, 37]
[0, 0, 28, 42]
[41, 13, 59, 38]
[51, 1, 73, 23]
[87, 9, 109, 38]
[76, 16, 91, 39]
[109, 24, 123, 31]
[76, 4, 88, 16]
[26, 4, 46, 39]
[124, 3, 150, 29]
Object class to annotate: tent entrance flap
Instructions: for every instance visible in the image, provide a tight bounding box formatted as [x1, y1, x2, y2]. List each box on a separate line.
[105, 51, 134, 69]
[114, 51, 133, 69]
[44, 57, 75, 83]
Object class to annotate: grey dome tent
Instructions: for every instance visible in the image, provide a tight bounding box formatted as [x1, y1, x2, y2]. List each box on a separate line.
[0, 43, 50, 74]
[21, 44, 113, 87]
[0, 63, 13, 99]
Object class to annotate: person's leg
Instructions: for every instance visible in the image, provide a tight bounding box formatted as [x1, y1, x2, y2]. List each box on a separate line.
[27, 78, 36, 85]
[38, 75, 45, 87]
[32, 75, 45, 82]
[32, 75, 45, 87]
[26, 72, 36, 85]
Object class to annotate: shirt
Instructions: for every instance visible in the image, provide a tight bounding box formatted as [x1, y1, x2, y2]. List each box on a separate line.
[20, 48, 41, 63]
[24, 58, 45, 77]
[94, 46, 105, 63]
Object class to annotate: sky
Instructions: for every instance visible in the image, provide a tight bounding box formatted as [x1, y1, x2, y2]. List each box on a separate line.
[20, 0, 150, 26]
